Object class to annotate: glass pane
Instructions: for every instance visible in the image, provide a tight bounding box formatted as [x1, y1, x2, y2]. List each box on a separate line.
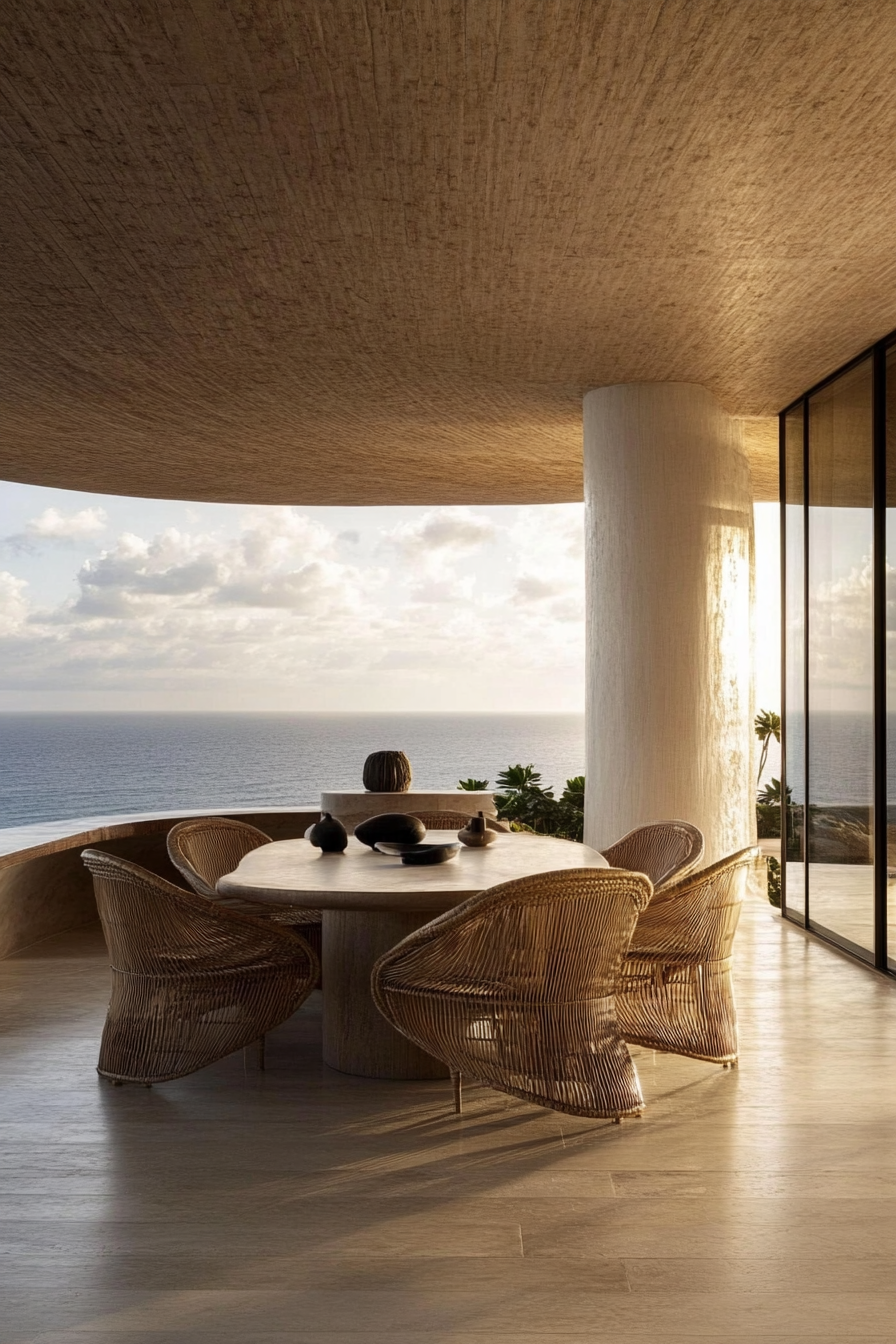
[783, 405, 805, 921]
[807, 358, 874, 955]
[887, 345, 896, 969]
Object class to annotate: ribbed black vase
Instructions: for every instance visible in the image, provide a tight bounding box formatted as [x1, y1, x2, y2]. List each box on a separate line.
[362, 750, 412, 793]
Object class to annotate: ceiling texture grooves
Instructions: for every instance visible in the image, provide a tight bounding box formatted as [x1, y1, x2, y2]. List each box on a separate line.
[2, 0, 894, 503]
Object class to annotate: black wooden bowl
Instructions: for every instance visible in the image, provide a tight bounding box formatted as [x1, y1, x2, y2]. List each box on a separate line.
[375, 841, 460, 865]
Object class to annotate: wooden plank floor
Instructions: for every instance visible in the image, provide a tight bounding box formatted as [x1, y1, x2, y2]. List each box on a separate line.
[2, 895, 896, 1343]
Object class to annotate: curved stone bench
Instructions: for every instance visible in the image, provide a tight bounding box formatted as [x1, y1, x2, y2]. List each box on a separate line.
[0, 807, 321, 959]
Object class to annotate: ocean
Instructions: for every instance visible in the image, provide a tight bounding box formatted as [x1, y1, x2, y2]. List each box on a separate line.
[2, 710, 883, 833]
[0, 712, 586, 831]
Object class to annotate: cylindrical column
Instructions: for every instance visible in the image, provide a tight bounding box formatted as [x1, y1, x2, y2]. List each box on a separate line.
[583, 383, 755, 864]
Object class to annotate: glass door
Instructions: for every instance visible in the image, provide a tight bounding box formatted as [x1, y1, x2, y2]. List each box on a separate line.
[806, 359, 875, 957]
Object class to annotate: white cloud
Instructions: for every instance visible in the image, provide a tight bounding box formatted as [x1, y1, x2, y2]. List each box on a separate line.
[0, 499, 586, 710]
[505, 506, 585, 623]
[385, 508, 498, 560]
[808, 554, 875, 694]
[27, 506, 108, 540]
[513, 575, 563, 603]
[0, 572, 29, 635]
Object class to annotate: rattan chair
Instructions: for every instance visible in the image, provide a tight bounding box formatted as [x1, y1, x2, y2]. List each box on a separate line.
[600, 820, 704, 891]
[617, 846, 759, 1066]
[409, 811, 510, 832]
[372, 867, 652, 1120]
[81, 849, 319, 1085]
[167, 817, 322, 962]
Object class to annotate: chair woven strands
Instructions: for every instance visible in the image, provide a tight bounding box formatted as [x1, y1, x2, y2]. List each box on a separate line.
[81, 849, 319, 1085]
[600, 820, 704, 891]
[410, 811, 510, 832]
[616, 846, 759, 1066]
[167, 817, 322, 959]
[372, 867, 652, 1120]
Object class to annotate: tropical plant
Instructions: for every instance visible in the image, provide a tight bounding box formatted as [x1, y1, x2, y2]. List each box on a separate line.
[495, 764, 547, 793]
[758, 777, 791, 806]
[492, 764, 584, 842]
[754, 709, 781, 786]
[766, 856, 781, 908]
[756, 803, 781, 839]
[560, 776, 585, 807]
[458, 778, 489, 791]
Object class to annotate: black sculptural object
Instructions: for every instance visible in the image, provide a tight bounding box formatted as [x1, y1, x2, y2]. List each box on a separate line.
[308, 813, 348, 853]
[362, 750, 412, 793]
[354, 813, 426, 848]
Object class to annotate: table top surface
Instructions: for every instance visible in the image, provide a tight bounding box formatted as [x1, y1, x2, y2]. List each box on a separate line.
[218, 831, 610, 912]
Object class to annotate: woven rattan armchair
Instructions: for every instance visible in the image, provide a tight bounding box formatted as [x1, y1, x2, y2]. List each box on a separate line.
[617, 846, 759, 1066]
[167, 817, 322, 962]
[81, 849, 319, 1085]
[410, 811, 510, 832]
[600, 820, 704, 891]
[372, 867, 652, 1120]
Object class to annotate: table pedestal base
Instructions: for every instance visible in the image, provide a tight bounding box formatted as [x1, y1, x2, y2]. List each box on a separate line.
[322, 909, 450, 1080]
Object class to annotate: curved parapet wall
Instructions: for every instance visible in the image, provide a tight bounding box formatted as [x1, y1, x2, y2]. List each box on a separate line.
[0, 807, 321, 960]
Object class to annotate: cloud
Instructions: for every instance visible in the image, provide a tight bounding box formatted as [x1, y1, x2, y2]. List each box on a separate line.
[27, 506, 108, 540]
[216, 562, 335, 611]
[0, 571, 29, 635]
[407, 576, 475, 605]
[0, 501, 586, 707]
[507, 504, 584, 566]
[385, 508, 498, 560]
[504, 506, 585, 622]
[807, 554, 875, 692]
[513, 576, 563, 603]
[1, 505, 109, 556]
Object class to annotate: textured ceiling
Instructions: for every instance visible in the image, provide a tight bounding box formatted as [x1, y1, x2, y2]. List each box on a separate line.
[2, 1, 895, 505]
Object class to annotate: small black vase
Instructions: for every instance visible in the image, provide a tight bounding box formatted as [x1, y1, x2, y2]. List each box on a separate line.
[308, 812, 348, 853]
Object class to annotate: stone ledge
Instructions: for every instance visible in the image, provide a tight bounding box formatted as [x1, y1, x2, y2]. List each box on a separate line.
[0, 807, 320, 960]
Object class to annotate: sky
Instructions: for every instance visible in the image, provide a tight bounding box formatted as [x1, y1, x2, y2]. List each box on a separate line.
[0, 480, 782, 714]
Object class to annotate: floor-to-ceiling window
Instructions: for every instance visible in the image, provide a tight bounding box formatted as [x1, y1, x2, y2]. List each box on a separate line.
[887, 345, 896, 971]
[783, 405, 806, 925]
[782, 332, 895, 973]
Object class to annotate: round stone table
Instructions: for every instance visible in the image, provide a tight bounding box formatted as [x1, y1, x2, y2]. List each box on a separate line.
[218, 831, 610, 1080]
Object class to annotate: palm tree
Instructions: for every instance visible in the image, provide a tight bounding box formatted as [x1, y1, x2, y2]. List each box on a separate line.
[458, 777, 489, 791]
[754, 709, 781, 786]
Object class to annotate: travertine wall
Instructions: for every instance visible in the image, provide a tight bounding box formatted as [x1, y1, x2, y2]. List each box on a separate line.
[583, 383, 755, 863]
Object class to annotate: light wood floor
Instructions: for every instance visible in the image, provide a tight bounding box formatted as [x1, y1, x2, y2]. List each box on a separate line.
[2, 896, 896, 1343]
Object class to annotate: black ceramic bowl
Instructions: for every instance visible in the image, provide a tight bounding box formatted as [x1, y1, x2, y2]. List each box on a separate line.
[375, 841, 460, 865]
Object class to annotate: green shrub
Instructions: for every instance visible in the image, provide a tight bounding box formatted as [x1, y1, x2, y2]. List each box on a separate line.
[756, 803, 781, 838]
[458, 764, 585, 842]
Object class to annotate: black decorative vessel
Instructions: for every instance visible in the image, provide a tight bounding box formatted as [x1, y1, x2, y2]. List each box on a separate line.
[362, 750, 412, 793]
[308, 812, 348, 853]
[354, 813, 426, 848]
